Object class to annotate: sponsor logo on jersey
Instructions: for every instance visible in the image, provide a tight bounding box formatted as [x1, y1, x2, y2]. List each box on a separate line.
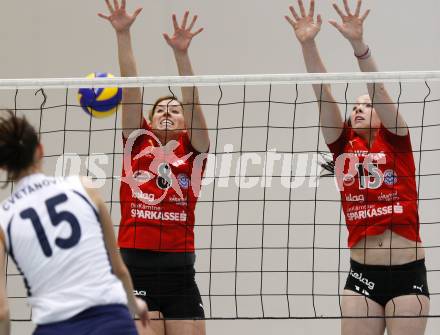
[351, 151, 386, 161]
[132, 191, 155, 202]
[345, 194, 365, 202]
[383, 169, 397, 185]
[377, 191, 399, 202]
[350, 270, 375, 290]
[346, 205, 393, 221]
[169, 195, 189, 206]
[393, 202, 403, 214]
[156, 163, 173, 190]
[177, 173, 190, 189]
[133, 170, 152, 182]
[346, 203, 404, 221]
[130, 209, 188, 222]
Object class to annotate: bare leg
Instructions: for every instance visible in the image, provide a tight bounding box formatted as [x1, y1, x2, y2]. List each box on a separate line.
[385, 295, 429, 335]
[136, 311, 166, 335]
[165, 320, 206, 335]
[341, 290, 386, 335]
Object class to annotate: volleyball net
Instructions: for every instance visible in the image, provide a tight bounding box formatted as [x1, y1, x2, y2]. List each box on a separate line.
[1, 72, 440, 322]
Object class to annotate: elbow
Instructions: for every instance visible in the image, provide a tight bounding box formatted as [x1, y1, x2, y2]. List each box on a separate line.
[376, 83, 386, 92]
[370, 83, 387, 95]
[314, 84, 334, 99]
[113, 264, 130, 281]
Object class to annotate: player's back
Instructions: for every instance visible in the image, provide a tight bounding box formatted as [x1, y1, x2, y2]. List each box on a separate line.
[0, 173, 126, 324]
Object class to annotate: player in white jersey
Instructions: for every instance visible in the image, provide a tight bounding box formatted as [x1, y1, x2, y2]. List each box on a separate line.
[0, 110, 149, 334]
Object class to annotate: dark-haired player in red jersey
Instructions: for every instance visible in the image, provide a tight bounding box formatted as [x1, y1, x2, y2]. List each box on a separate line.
[286, 1, 429, 334]
[98, 1, 209, 334]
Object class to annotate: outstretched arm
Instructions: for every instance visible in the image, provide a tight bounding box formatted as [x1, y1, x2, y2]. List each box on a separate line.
[99, 0, 143, 138]
[286, 0, 344, 144]
[163, 12, 210, 153]
[330, 0, 407, 135]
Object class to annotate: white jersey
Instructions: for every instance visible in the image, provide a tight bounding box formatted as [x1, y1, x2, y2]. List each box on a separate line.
[0, 173, 127, 325]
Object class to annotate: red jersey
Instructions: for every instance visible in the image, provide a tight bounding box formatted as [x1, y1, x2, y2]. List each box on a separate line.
[118, 119, 207, 252]
[328, 125, 421, 248]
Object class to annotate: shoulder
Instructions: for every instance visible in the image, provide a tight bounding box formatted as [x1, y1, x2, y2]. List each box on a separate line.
[78, 176, 103, 209]
[179, 131, 209, 155]
[379, 125, 412, 150]
[122, 118, 152, 141]
[327, 124, 353, 156]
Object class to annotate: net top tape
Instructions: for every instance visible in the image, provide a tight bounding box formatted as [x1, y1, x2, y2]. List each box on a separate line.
[1, 71, 440, 89]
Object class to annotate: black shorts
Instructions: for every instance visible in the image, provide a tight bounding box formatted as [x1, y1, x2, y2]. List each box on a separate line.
[344, 258, 429, 307]
[121, 249, 204, 319]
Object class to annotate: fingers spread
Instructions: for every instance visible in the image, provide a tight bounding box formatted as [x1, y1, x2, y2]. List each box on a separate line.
[332, 3, 345, 19]
[172, 14, 179, 31]
[316, 14, 323, 27]
[355, 0, 362, 16]
[329, 20, 343, 33]
[298, 0, 307, 17]
[343, 0, 352, 16]
[361, 8, 370, 22]
[285, 15, 296, 28]
[309, 0, 315, 18]
[181, 11, 189, 29]
[113, 0, 120, 11]
[98, 13, 110, 21]
[192, 27, 204, 37]
[105, 0, 114, 13]
[163, 33, 172, 44]
[188, 15, 198, 31]
[289, 5, 300, 21]
[133, 7, 143, 19]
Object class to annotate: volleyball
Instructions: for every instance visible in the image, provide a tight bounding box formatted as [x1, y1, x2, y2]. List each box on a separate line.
[77, 72, 122, 118]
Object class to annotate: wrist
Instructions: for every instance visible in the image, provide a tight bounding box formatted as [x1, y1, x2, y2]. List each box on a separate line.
[301, 39, 317, 49]
[173, 49, 189, 57]
[350, 39, 367, 53]
[353, 44, 371, 60]
[173, 49, 190, 62]
[116, 29, 131, 37]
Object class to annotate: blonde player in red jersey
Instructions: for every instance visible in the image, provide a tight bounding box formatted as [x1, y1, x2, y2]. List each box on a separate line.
[286, 1, 429, 334]
[98, 1, 209, 335]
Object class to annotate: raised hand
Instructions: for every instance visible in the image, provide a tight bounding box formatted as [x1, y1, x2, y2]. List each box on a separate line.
[163, 11, 204, 53]
[329, 0, 370, 42]
[98, 0, 142, 33]
[285, 0, 322, 44]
